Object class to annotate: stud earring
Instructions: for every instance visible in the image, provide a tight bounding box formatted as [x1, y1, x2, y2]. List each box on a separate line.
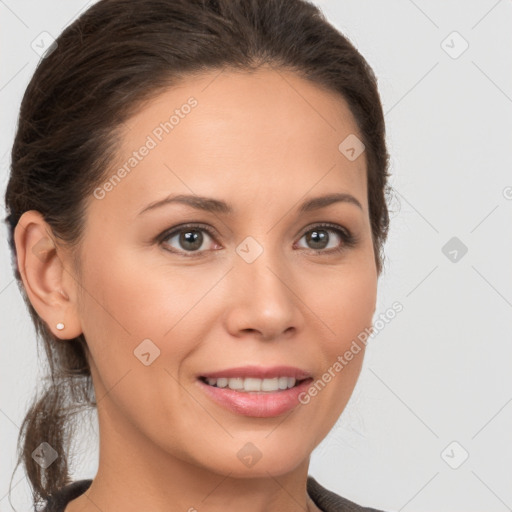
[56, 322, 65, 330]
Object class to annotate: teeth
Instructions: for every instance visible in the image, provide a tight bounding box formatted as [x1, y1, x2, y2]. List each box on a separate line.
[226, 377, 243, 390]
[216, 377, 228, 388]
[261, 377, 278, 391]
[244, 378, 262, 391]
[204, 376, 298, 392]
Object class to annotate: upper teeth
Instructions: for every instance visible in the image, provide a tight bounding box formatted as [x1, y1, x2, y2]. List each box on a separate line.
[205, 376, 297, 392]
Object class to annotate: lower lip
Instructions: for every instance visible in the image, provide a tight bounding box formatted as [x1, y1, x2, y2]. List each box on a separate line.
[196, 378, 313, 418]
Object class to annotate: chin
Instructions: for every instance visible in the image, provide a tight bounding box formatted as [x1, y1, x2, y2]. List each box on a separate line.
[195, 437, 311, 478]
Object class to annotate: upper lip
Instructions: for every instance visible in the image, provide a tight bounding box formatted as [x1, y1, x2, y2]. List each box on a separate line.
[199, 365, 312, 380]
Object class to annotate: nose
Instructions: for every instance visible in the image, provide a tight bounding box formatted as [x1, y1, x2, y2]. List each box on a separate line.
[223, 246, 304, 341]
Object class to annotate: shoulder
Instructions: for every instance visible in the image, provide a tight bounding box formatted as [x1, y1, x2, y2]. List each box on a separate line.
[38, 479, 92, 512]
[307, 476, 387, 512]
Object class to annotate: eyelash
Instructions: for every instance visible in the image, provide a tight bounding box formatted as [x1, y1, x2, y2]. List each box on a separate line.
[157, 222, 358, 257]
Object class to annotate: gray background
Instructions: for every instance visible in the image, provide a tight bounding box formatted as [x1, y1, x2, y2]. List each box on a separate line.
[1, 1, 511, 511]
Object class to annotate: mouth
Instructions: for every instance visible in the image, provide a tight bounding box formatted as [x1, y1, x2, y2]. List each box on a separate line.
[196, 368, 315, 418]
[197, 364, 313, 393]
[198, 375, 311, 393]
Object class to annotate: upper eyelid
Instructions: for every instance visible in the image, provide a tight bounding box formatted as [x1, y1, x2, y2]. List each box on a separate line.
[159, 222, 351, 247]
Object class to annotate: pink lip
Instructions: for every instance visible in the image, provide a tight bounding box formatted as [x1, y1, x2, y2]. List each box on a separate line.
[196, 377, 314, 418]
[199, 365, 312, 380]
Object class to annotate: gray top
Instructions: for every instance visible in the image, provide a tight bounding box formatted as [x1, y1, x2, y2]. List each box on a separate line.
[39, 476, 386, 512]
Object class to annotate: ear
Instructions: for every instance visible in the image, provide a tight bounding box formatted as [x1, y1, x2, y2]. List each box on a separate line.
[14, 210, 83, 340]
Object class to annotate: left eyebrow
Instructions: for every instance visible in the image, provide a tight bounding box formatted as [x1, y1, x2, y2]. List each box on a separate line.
[298, 192, 363, 213]
[137, 192, 363, 217]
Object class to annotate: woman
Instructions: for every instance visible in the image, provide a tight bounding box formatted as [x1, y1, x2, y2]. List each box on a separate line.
[4, 0, 392, 510]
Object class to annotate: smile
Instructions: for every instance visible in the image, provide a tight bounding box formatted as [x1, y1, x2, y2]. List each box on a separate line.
[196, 376, 314, 418]
[199, 376, 305, 393]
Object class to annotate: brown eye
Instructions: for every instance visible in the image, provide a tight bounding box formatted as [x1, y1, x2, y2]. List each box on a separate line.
[304, 228, 330, 250]
[296, 223, 357, 254]
[174, 229, 204, 251]
[160, 224, 218, 255]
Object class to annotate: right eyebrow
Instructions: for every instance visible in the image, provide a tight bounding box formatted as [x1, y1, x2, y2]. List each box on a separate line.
[138, 194, 233, 216]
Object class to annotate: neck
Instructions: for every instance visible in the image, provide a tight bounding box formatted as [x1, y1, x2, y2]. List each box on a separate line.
[68, 398, 320, 512]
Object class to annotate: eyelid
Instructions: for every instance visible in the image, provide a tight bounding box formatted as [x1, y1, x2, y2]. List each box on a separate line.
[297, 221, 350, 239]
[157, 222, 218, 246]
[157, 221, 357, 256]
[294, 222, 358, 252]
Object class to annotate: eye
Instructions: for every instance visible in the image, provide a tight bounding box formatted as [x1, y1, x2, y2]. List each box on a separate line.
[295, 223, 357, 254]
[157, 222, 357, 257]
[159, 223, 219, 255]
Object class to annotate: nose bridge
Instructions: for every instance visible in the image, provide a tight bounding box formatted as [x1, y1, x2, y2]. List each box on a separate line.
[227, 233, 300, 338]
[235, 233, 286, 292]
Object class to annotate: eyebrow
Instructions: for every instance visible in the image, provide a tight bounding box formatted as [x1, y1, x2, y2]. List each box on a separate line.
[137, 192, 363, 216]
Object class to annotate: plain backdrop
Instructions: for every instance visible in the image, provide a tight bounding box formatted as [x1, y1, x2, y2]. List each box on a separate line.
[1, 1, 511, 511]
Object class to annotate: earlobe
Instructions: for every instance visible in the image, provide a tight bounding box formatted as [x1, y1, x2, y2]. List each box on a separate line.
[14, 210, 82, 340]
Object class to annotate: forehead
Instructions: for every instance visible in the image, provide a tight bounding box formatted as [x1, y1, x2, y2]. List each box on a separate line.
[91, 67, 367, 219]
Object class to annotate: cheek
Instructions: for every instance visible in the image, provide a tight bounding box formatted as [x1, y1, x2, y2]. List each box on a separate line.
[78, 252, 195, 434]
[78, 245, 216, 407]
[308, 261, 377, 350]
[300, 261, 376, 424]
[81, 246, 195, 344]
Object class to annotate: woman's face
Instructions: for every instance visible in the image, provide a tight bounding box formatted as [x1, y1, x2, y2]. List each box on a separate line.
[70, 66, 377, 477]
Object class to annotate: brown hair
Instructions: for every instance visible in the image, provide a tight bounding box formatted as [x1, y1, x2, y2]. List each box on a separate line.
[3, 0, 392, 508]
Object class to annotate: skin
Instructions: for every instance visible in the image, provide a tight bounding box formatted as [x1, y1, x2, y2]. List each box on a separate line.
[15, 65, 378, 512]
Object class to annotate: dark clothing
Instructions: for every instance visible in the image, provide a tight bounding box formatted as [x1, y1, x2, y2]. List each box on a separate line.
[39, 476, 385, 512]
